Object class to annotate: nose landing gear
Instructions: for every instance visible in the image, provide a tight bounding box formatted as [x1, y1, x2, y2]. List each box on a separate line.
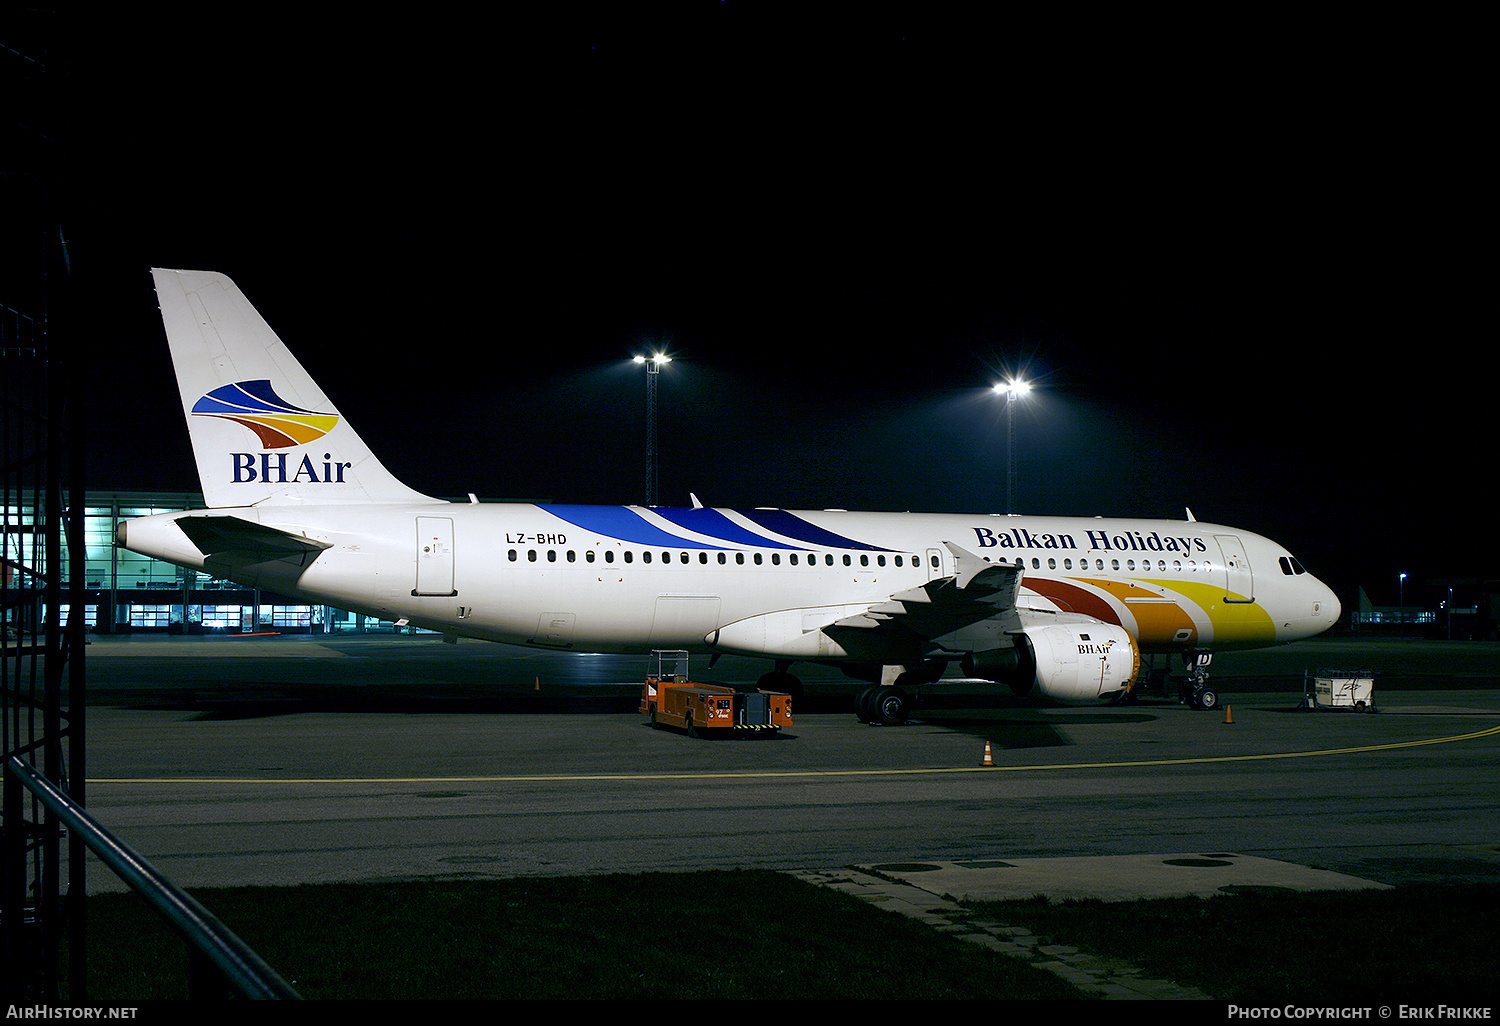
[1179, 651, 1219, 710]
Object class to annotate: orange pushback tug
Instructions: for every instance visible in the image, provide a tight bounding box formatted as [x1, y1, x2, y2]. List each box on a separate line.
[640, 650, 793, 737]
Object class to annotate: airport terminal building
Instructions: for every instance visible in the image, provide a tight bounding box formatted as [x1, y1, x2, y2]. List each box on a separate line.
[11, 491, 403, 634]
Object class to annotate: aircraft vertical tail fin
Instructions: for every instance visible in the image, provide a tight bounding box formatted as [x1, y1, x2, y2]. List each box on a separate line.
[151, 268, 441, 507]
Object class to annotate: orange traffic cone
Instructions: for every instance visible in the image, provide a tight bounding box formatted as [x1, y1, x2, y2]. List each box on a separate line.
[1223, 705, 1234, 724]
[982, 741, 994, 767]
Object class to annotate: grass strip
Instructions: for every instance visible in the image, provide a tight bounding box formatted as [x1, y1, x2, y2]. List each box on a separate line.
[79, 870, 1083, 1000]
[77, 873, 1500, 1001]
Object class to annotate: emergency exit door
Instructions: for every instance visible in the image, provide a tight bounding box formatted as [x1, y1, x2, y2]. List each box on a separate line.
[415, 516, 457, 596]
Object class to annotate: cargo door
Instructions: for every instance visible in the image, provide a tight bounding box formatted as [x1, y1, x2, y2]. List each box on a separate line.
[415, 516, 457, 596]
[534, 611, 575, 647]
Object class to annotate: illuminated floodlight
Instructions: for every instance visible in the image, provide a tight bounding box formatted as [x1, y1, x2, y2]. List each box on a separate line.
[633, 352, 672, 366]
[989, 376, 1033, 514]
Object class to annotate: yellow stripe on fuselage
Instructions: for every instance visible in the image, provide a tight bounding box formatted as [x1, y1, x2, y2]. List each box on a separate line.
[1056, 576, 1277, 651]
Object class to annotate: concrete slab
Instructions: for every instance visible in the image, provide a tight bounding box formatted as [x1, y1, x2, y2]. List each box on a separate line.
[860, 852, 1392, 903]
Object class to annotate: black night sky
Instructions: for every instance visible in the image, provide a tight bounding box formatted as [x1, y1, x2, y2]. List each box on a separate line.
[57, 7, 1485, 615]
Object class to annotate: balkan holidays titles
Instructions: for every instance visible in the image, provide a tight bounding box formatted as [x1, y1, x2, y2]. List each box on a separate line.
[971, 525, 1210, 555]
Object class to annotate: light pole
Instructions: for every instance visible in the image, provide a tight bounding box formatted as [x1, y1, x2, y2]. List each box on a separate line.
[633, 353, 671, 506]
[991, 378, 1032, 513]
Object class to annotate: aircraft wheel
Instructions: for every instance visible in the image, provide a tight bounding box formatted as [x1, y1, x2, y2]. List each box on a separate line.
[855, 686, 879, 723]
[875, 686, 910, 725]
[758, 671, 804, 700]
[1195, 688, 1219, 711]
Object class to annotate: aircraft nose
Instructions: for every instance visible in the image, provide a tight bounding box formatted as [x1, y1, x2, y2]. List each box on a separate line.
[1325, 586, 1343, 626]
[1315, 579, 1342, 628]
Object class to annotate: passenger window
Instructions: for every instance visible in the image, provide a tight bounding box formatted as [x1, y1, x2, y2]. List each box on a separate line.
[1031, 558, 1040, 569]
[699, 552, 707, 564]
[771, 553, 780, 565]
[528, 550, 537, 562]
[586, 550, 596, 563]
[508, 549, 517, 562]
[736, 553, 745, 565]
[1111, 559, 1120, 570]
[789, 553, 798, 565]
[624, 551, 634, 563]
[754, 553, 763, 565]
[717, 552, 726, 564]
[860, 555, 869, 567]
[567, 550, 576, 562]
[547, 550, 557, 562]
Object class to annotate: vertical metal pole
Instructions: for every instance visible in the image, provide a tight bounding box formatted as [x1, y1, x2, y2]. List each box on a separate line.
[1005, 394, 1015, 515]
[645, 360, 658, 507]
[3, 763, 24, 998]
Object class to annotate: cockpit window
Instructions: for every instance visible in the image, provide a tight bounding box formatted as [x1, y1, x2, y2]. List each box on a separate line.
[1279, 556, 1307, 576]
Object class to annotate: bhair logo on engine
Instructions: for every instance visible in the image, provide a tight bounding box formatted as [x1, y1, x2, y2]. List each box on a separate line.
[192, 380, 352, 484]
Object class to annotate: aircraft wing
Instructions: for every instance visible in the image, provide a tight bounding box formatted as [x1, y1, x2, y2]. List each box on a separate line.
[175, 515, 333, 567]
[825, 541, 1025, 650]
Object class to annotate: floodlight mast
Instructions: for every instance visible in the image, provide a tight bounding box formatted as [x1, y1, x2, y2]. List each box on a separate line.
[991, 378, 1031, 514]
[634, 353, 671, 506]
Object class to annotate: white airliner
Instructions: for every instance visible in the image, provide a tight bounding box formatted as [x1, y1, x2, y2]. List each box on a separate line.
[117, 268, 1341, 722]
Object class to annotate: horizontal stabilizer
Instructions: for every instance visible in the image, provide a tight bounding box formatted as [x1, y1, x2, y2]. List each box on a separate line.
[176, 515, 333, 562]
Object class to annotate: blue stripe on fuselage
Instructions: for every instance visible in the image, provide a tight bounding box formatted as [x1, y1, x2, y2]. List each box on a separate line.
[537, 505, 724, 549]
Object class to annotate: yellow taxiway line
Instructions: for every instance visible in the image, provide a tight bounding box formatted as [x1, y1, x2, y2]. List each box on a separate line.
[88, 723, 1500, 786]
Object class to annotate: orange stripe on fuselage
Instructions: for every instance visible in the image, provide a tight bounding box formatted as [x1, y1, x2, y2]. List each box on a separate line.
[1025, 577, 1198, 648]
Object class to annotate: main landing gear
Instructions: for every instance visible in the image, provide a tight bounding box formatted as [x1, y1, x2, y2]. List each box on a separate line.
[854, 665, 938, 726]
[856, 684, 914, 725]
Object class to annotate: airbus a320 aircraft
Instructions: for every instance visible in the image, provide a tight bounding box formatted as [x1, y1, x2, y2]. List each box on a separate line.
[117, 269, 1342, 723]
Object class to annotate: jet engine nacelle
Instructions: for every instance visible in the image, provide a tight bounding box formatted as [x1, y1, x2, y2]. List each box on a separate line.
[963, 622, 1140, 704]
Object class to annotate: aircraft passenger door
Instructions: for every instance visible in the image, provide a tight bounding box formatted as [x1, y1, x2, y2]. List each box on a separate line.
[1214, 534, 1254, 604]
[415, 516, 457, 597]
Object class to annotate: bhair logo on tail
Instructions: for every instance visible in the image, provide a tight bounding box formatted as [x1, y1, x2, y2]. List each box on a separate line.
[192, 380, 340, 449]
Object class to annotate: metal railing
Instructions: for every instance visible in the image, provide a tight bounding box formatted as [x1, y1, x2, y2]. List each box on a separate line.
[4, 755, 300, 1000]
